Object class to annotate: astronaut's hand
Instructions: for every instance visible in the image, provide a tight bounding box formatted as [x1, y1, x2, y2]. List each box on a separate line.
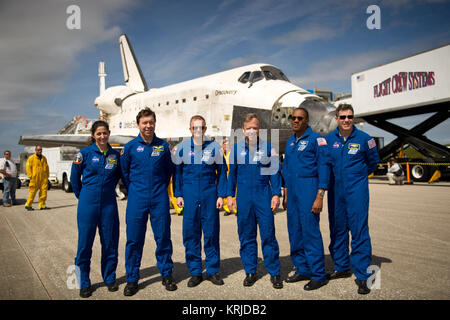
[216, 197, 223, 209]
[311, 196, 323, 214]
[227, 196, 236, 212]
[271, 195, 280, 212]
[176, 197, 184, 208]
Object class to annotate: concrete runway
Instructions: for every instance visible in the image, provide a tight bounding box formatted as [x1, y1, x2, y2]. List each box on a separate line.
[1, 179, 449, 301]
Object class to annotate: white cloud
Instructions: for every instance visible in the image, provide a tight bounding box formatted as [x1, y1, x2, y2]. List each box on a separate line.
[0, 0, 137, 122]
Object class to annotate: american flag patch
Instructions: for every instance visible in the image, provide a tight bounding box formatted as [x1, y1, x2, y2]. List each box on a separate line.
[317, 137, 327, 146]
[368, 138, 376, 149]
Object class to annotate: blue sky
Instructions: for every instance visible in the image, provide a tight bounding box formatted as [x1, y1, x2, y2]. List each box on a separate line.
[1, 0, 450, 157]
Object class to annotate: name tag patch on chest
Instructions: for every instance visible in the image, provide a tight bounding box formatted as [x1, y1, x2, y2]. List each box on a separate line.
[348, 143, 360, 155]
[106, 154, 117, 164]
[151, 145, 164, 157]
[297, 140, 309, 151]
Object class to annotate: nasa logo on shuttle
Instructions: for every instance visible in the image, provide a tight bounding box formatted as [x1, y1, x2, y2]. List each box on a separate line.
[119, 122, 122, 129]
[297, 140, 308, 151]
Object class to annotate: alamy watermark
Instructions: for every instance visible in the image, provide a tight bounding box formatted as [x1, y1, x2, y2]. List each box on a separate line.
[367, 265, 381, 289]
[66, 4, 81, 30]
[366, 5, 381, 30]
[66, 265, 81, 289]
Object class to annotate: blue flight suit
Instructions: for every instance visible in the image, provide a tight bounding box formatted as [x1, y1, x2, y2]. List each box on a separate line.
[282, 126, 328, 282]
[71, 143, 121, 289]
[324, 126, 380, 281]
[120, 134, 175, 283]
[173, 138, 228, 277]
[226, 139, 281, 277]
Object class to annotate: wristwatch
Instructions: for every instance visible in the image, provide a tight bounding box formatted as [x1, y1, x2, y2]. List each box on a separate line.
[317, 189, 325, 197]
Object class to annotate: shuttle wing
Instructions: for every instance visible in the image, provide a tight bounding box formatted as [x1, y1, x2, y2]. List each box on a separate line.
[19, 134, 135, 148]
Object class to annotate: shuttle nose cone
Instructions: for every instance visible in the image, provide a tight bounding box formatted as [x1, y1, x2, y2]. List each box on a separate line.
[271, 91, 337, 135]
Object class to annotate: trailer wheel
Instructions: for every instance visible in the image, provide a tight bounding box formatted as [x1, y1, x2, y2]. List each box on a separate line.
[62, 174, 72, 193]
[410, 162, 436, 182]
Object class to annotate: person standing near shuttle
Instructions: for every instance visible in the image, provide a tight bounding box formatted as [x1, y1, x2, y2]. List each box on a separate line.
[226, 113, 283, 289]
[1, 150, 18, 207]
[24, 145, 49, 211]
[173, 115, 228, 287]
[120, 107, 177, 296]
[324, 104, 380, 295]
[70, 120, 121, 298]
[282, 108, 329, 290]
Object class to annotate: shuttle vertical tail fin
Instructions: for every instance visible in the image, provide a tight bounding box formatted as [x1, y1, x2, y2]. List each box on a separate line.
[119, 34, 148, 92]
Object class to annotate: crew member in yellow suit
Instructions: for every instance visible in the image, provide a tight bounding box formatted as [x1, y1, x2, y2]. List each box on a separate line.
[222, 139, 237, 216]
[25, 146, 50, 211]
[168, 176, 183, 215]
[166, 138, 183, 216]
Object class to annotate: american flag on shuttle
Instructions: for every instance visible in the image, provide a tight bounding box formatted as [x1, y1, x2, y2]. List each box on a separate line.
[368, 138, 376, 149]
[356, 74, 365, 82]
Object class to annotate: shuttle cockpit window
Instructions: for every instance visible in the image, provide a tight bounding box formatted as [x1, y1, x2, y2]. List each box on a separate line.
[238, 72, 251, 83]
[261, 66, 290, 82]
[263, 70, 277, 80]
[250, 71, 263, 83]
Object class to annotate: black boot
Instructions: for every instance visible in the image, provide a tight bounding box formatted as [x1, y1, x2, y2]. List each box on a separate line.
[207, 273, 224, 286]
[162, 276, 178, 291]
[304, 279, 328, 291]
[270, 276, 283, 289]
[187, 275, 203, 287]
[243, 273, 257, 287]
[79, 286, 93, 298]
[123, 282, 139, 296]
[285, 273, 310, 283]
[355, 279, 371, 295]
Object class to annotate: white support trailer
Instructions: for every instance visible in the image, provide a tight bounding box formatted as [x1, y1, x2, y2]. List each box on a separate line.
[348, 44, 450, 182]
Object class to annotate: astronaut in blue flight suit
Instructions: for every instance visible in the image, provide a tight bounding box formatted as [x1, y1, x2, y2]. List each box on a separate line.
[324, 104, 380, 295]
[282, 107, 329, 291]
[173, 115, 228, 287]
[226, 113, 283, 289]
[120, 108, 176, 296]
[71, 120, 121, 298]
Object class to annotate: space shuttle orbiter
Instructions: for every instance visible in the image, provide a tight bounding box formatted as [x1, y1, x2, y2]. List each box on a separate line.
[20, 34, 337, 152]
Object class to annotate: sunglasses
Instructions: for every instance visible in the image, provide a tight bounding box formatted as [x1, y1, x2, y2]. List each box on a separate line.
[191, 126, 206, 131]
[339, 115, 354, 120]
[291, 116, 304, 121]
